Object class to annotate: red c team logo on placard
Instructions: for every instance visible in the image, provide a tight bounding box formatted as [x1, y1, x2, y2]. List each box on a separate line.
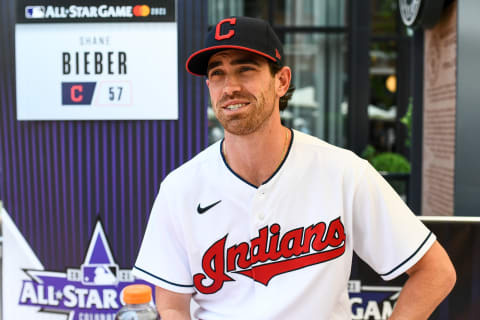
[62, 82, 97, 105]
[215, 17, 237, 40]
[71, 85, 83, 102]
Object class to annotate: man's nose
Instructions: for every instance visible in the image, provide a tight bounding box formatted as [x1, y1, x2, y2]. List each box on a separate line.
[222, 75, 242, 96]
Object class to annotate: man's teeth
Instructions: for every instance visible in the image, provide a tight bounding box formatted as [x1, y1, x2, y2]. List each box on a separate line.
[226, 103, 246, 110]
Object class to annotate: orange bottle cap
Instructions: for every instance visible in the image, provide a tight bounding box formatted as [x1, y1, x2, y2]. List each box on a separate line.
[123, 284, 152, 304]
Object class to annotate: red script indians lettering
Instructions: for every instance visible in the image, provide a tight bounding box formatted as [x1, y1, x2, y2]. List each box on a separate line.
[193, 217, 346, 294]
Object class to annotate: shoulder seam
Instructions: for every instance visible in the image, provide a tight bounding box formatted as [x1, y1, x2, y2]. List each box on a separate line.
[133, 265, 194, 288]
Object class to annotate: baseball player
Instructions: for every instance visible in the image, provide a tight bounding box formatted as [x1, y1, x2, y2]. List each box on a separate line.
[133, 16, 455, 319]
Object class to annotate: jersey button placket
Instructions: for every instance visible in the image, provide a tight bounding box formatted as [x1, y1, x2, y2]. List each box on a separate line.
[255, 187, 268, 223]
[250, 187, 268, 289]
[252, 188, 267, 302]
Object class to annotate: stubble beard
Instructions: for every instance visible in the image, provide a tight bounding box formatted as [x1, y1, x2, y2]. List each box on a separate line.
[213, 83, 277, 136]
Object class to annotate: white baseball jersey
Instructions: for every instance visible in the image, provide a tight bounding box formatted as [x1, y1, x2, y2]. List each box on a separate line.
[133, 129, 435, 320]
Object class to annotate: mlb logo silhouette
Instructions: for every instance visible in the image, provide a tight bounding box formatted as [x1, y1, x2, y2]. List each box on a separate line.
[25, 6, 45, 19]
[82, 265, 119, 285]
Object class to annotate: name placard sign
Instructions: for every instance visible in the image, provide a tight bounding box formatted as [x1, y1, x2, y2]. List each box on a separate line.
[15, 0, 178, 120]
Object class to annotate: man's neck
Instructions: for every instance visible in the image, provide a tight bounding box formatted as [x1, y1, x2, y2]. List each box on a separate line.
[223, 121, 289, 187]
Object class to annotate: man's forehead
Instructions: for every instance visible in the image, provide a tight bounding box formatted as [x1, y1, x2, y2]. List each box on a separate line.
[208, 49, 264, 66]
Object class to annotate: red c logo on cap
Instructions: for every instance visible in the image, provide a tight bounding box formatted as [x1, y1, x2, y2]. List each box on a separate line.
[215, 17, 237, 41]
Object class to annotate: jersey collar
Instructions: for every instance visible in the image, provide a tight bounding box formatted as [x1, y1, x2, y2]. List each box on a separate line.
[220, 128, 294, 189]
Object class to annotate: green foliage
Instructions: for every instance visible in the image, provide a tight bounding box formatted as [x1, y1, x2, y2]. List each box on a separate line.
[362, 145, 411, 173]
[370, 152, 411, 173]
[361, 145, 411, 198]
[361, 144, 377, 162]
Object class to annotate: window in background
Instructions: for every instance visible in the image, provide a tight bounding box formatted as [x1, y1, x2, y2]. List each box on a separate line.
[283, 33, 347, 146]
[369, 40, 398, 153]
[275, 0, 347, 27]
[208, 0, 268, 25]
[366, 0, 414, 202]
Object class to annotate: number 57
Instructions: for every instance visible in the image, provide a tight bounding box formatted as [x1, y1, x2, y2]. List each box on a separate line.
[109, 86, 123, 101]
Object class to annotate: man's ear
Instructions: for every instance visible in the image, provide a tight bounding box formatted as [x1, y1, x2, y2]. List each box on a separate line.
[276, 66, 291, 98]
[206, 78, 210, 88]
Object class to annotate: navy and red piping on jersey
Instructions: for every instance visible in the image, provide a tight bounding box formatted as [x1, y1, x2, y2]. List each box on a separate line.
[379, 231, 433, 277]
[220, 128, 294, 189]
[133, 265, 194, 288]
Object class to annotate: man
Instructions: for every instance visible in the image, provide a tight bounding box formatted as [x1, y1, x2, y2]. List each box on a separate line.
[133, 16, 456, 319]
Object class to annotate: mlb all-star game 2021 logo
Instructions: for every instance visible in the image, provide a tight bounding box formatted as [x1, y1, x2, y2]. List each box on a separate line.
[19, 222, 153, 320]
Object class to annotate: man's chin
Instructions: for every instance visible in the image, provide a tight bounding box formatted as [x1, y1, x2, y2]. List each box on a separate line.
[223, 123, 256, 136]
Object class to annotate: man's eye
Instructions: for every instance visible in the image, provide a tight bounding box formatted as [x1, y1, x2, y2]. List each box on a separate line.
[209, 70, 222, 77]
[240, 66, 254, 72]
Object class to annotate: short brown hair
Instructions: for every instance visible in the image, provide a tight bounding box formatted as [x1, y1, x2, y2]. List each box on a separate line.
[268, 61, 295, 111]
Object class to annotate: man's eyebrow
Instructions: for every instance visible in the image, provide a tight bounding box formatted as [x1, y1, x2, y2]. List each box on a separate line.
[207, 61, 222, 73]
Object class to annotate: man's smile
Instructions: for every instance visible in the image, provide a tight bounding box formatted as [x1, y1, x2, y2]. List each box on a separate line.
[221, 100, 251, 111]
[225, 103, 248, 110]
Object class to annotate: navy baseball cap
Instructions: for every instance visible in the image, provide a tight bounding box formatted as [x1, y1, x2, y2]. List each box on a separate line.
[186, 16, 284, 76]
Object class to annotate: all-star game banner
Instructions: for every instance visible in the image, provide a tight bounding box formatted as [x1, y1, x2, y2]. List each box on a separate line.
[2, 203, 157, 320]
[15, 0, 178, 120]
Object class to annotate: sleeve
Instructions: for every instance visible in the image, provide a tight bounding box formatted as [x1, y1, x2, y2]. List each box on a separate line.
[352, 160, 436, 281]
[132, 183, 195, 294]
